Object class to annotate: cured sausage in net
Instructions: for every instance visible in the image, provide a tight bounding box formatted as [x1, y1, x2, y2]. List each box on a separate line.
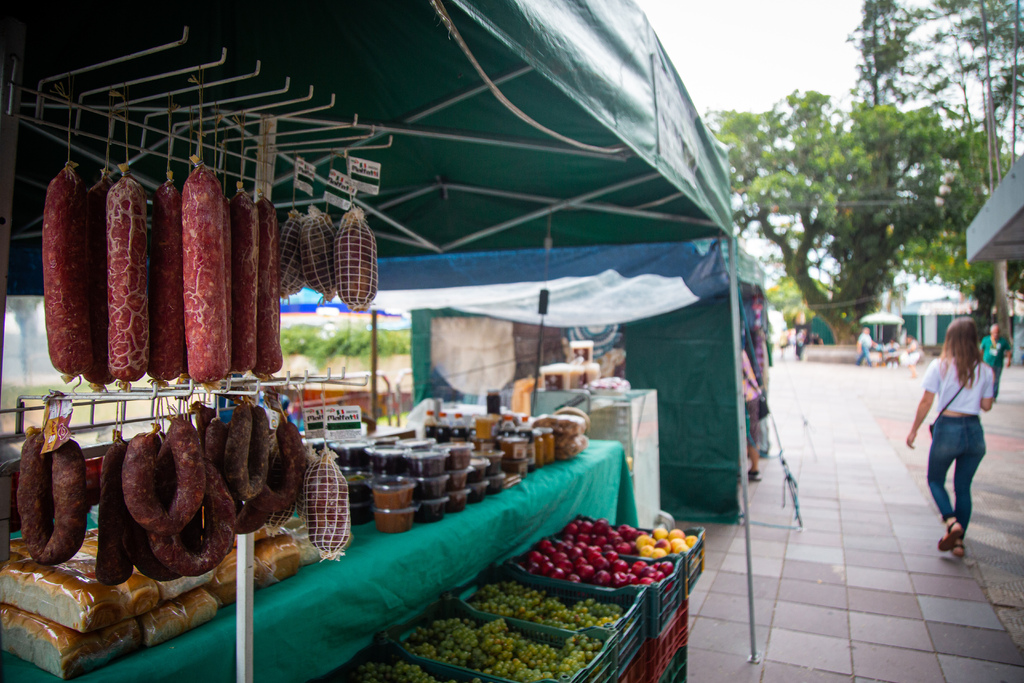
[301, 447, 350, 561]
[300, 205, 337, 301]
[279, 210, 305, 297]
[335, 206, 378, 312]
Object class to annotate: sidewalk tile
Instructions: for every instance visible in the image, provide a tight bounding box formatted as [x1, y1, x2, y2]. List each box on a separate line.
[892, 523, 943, 541]
[910, 573, 987, 602]
[773, 600, 849, 638]
[845, 535, 901, 553]
[846, 566, 915, 593]
[727, 537, 787, 559]
[845, 548, 907, 571]
[719, 553, 784, 578]
[848, 588, 923, 619]
[766, 627, 852, 675]
[902, 554, 973, 578]
[748, 526, 792, 542]
[898, 537, 945, 557]
[843, 521, 896, 538]
[936, 653, 1024, 683]
[778, 578, 847, 609]
[761, 661, 853, 682]
[699, 591, 775, 625]
[782, 559, 846, 585]
[917, 595, 1004, 629]
[785, 545, 845, 565]
[788, 530, 843, 548]
[686, 647, 763, 683]
[927, 621, 1024, 666]
[710, 571, 779, 599]
[849, 611, 934, 651]
[851, 642, 943, 683]
[689, 616, 767, 656]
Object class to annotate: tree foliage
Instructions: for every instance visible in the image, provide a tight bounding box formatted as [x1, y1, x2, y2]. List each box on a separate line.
[852, 0, 922, 106]
[279, 324, 411, 369]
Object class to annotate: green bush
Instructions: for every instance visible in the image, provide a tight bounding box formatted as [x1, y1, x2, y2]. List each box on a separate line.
[279, 324, 410, 368]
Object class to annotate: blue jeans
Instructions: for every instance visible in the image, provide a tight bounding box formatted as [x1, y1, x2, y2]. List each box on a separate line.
[855, 349, 872, 366]
[990, 363, 1003, 399]
[927, 415, 986, 532]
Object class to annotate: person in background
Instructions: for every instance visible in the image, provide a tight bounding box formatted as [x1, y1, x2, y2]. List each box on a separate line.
[795, 329, 806, 360]
[855, 327, 874, 367]
[742, 350, 763, 481]
[906, 317, 994, 558]
[980, 323, 1012, 400]
[905, 336, 921, 379]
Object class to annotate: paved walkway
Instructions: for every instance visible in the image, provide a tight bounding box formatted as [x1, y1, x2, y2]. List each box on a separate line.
[681, 358, 1024, 683]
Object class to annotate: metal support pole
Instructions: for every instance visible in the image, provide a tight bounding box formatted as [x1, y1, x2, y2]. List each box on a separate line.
[0, 18, 27, 396]
[235, 532, 255, 683]
[371, 308, 379, 423]
[728, 234, 761, 663]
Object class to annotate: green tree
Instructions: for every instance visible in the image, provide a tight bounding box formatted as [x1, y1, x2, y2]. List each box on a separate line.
[713, 92, 960, 342]
[279, 324, 410, 369]
[851, 0, 922, 106]
[765, 277, 813, 328]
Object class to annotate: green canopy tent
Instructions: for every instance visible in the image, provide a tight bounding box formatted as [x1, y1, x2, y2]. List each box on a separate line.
[0, 0, 764, 665]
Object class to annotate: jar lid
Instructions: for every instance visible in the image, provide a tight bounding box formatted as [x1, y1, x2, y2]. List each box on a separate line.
[372, 506, 415, 514]
[330, 440, 373, 452]
[536, 427, 554, 435]
[413, 473, 450, 483]
[420, 496, 450, 505]
[405, 451, 446, 461]
[367, 446, 409, 457]
[368, 476, 415, 491]
[441, 442, 474, 453]
[371, 436, 400, 445]
[500, 437, 527, 444]
[397, 438, 437, 450]
[470, 457, 489, 469]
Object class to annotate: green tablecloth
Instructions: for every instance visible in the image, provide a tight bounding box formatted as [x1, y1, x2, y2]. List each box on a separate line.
[5, 440, 636, 683]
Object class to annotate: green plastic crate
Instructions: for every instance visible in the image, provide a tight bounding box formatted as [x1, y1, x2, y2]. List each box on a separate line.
[309, 639, 481, 683]
[454, 564, 647, 676]
[657, 646, 686, 683]
[382, 595, 618, 683]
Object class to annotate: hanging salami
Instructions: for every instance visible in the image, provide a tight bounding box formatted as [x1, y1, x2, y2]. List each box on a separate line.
[335, 206, 378, 312]
[149, 177, 186, 381]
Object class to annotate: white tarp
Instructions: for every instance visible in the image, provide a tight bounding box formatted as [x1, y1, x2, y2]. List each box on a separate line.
[374, 270, 699, 326]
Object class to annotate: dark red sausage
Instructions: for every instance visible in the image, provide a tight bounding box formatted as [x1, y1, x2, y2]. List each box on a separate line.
[182, 164, 230, 383]
[224, 403, 269, 501]
[205, 419, 228, 473]
[18, 435, 88, 565]
[106, 173, 150, 382]
[122, 419, 205, 535]
[191, 401, 216, 451]
[96, 438, 133, 585]
[254, 195, 282, 376]
[83, 173, 114, 386]
[234, 499, 270, 534]
[251, 421, 306, 513]
[149, 179, 185, 382]
[123, 515, 181, 581]
[149, 462, 236, 575]
[229, 188, 258, 374]
[42, 164, 92, 379]
[222, 195, 232, 372]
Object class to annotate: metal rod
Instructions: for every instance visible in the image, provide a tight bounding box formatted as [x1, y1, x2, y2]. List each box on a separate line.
[122, 59, 260, 109]
[35, 26, 190, 117]
[265, 135, 392, 157]
[352, 196, 442, 253]
[378, 183, 439, 210]
[75, 48, 229, 128]
[442, 172, 661, 251]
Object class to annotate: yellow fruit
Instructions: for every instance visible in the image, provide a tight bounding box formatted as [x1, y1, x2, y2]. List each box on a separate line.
[668, 529, 685, 540]
[653, 527, 669, 541]
[685, 535, 698, 548]
[636, 534, 654, 548]
[639, 545, 655, 558]
[651, 548, 668, 559]
[670, 538, 687, 554]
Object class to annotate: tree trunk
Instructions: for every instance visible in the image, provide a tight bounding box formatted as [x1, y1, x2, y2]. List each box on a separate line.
[994, 259, 1011, 342]
[817, 310, 859, 345]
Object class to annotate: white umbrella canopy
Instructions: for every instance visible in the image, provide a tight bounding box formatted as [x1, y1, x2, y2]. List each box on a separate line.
[860, 311, 905, 325]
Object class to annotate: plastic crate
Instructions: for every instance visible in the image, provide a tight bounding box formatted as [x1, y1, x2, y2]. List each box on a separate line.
[309, 638, 481, 683]
[457, 564, 647, 676]
[616, 643, 647, 683]
[382, 595, 619, 683]
[644, 601, 688, 682]
[682, 530, 704, 598]
[656, 646, 686, 683]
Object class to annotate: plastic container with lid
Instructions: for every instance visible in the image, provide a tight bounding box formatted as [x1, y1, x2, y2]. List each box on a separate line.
[446, 467, 472, 491]
[373, 506, 415, 533]
[404, 450, 447, 477]
[368, 447, 410, 476]
[414, 496, 449, 523]
[499, 437, 528, 461]
[329, 441, 372, 468]
[443, 442, 474, 470]
[467, 479, 489, 504]
[479, 449, 503, 476]
[446, 488, 469, 513]
[468, 457, 489, 483]
[470, 436, 494, 452]
[501, 458, 528, 477]
[339, 468, 372, 504]
[412, 473, 450, 500]
[371, 435, 401, 447]
[396, 437, 437, 451]
[486, 472, 506, 495]
[350, 500, 374, 525]
[367, 476, 415, 509]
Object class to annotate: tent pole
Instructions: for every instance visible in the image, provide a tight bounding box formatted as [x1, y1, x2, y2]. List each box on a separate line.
[728, 233, 761, 663]
[371, 308, 379, 424]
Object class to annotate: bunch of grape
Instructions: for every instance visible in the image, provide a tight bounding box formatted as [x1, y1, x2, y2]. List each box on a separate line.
[468, 582, 622, 630]
[350, 660, 480, 683]
[403, 617, 603, 683]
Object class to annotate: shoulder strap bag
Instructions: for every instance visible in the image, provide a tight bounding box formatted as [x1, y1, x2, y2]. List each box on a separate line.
[929, 384, 964, 435]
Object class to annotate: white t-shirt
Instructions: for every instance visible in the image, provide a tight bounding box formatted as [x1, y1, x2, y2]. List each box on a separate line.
[921, 359, 994, 415]
[858, 333, 872, 352]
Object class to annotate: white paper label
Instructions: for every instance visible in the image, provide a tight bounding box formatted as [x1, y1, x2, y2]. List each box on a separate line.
[324, 191, 351, 210]
[293, 178, 313, 196]
[328, 168, 357, 195]
[326, 405, 362, 441]
[347, 157, 381, 195]
[303, 406, 326, 439]
[295, 157, 317, 179]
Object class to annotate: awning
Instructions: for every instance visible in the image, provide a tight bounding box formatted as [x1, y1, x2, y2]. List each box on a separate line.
[967, 154, 1024, 262]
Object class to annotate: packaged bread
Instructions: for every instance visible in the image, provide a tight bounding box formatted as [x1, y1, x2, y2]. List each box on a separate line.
[1, 603, 141, 679]
[0, 549, 160, 633]
[205, 548, 272, 606]
[137, 587, 218, 647]
[533, 414, 589, 459]
[254, 534, 302, 587]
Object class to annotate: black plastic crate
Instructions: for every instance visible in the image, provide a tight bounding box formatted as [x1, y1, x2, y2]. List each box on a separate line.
[309, 638, 480, 683]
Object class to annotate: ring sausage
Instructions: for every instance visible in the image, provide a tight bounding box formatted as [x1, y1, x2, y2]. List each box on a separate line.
[18, 434, 88, 565]
[224, 404, 270, 501]
[106, 173, 150, 382]
[122, 418, 205, 536]
[148, 462, 236, 576]
[204, 419, 228, 473]
[83, 173, 114, 386]
[43, 164, 93, 379]
[96, 437, 133, 585]
[191, 401, 216, 451]
[251, 421, 306, 513]
[234, 499, 271, 535]
[123, 515, 180, 581]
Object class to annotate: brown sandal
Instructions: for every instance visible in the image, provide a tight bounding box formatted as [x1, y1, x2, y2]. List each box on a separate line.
[952, 538, 965, 558]
[938, 518, 963, 552]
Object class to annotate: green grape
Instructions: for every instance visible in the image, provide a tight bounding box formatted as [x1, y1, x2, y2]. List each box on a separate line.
[350, 659, 484, 683]
[467, 582, 623, 630]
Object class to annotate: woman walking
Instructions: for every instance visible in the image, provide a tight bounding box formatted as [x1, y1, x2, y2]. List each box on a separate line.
[906, 318, 994, 558]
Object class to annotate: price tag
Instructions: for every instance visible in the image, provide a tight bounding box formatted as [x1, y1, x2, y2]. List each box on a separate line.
[325, 405, 362, 441]
[41, 394, 73, 454]
[323, 190, 351, 211]
[293, 178, 313, 196]
[295, 157, 317, 179]
[303, 406, 326, 440]
[347, 157, 381, 196]
[328, 168, 357, 195]
[263, 390, 284, 431]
